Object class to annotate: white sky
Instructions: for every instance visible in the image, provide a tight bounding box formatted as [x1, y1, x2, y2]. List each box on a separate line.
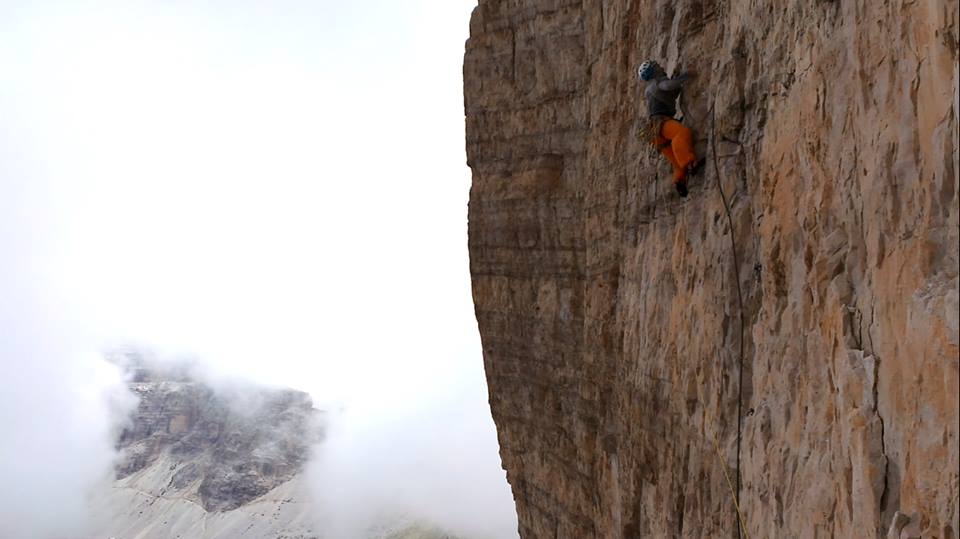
[0, 1, 518, 537]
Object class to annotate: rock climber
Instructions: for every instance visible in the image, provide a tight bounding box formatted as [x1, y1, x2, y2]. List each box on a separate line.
[638, 60, 704, 197]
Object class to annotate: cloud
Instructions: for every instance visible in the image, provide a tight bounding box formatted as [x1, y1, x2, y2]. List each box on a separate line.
[0, 237, 135, 538]
[310, 372, 519, 539]
[0, 1, 517, 537]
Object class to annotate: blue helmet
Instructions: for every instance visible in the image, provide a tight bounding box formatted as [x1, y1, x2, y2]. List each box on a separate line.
[637, 60, 660, 81]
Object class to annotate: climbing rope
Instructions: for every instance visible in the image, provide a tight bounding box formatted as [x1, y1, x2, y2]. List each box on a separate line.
[713, 432, 751, 539]
[636, 99, 749, 537]
[710, 104, 748, 539]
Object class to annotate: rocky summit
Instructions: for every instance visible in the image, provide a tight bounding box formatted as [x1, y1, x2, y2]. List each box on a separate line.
[90, 352, 324, 538]
[464, 1, 958, 537]
[115, 358, 320, 512]
[90, 352, 466, 539]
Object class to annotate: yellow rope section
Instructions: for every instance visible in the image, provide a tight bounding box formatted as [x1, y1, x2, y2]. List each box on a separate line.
[712, 432, 750, 539]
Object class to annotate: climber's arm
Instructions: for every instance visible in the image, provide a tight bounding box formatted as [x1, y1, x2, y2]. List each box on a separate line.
[656, 70, 695, 91]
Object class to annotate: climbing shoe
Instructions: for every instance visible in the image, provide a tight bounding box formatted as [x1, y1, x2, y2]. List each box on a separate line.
[686, 157, 706, 176]
[676, 180, 689, 197]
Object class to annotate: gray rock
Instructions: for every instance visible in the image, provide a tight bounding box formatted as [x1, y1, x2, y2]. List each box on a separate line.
[113, 352, 323, 512]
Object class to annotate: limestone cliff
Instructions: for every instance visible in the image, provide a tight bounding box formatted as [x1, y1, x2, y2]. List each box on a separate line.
[464, 1, 958, 537]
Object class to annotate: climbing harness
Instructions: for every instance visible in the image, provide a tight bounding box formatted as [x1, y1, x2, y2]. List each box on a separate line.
[640, 116, 670, 154]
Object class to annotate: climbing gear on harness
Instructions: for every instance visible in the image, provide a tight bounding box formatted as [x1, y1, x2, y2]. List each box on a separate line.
[639, 116, 668, 152]
[637, 60, 660, 81]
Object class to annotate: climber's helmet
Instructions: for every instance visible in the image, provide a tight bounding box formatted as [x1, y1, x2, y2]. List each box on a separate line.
[637, 60, 660, 81]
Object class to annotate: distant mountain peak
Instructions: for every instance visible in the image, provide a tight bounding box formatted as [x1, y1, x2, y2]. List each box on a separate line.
[111, 349, 322, 512]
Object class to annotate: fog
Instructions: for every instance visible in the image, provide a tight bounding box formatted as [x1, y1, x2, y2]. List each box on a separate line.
[310, 364, 519, 539]
[0, 269, 135, 537]
[0, 1, 518, 537]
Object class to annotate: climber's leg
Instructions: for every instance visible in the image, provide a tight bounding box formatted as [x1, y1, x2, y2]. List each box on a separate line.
[658, 144, 685, 180]
[660, 119, 696, 182]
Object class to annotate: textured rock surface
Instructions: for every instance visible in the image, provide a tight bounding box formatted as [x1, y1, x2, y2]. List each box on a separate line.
[114, 354, 320, 512]
[464, 1, 959, 537]
[91, 352, 324, 538]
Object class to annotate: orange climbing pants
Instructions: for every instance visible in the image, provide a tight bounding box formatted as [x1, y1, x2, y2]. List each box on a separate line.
[654, 119, 697, 183]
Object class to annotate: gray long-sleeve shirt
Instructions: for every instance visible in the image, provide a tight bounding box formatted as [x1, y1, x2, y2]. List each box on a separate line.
[644, 73, 689, 118]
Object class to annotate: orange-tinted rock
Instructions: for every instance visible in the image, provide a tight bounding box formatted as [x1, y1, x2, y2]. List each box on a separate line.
[464, 1, 958, 536]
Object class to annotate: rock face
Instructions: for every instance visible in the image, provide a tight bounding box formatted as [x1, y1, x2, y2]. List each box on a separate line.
[92, 352, 324, 539]
[93, 354, 465, 539]
[115, 356, 320, 512]
[464, 1, 958, 537]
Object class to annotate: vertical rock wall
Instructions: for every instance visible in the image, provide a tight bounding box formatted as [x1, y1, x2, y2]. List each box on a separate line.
[464, 1, 959, 537]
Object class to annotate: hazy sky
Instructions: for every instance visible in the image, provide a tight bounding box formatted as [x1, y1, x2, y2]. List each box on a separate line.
[0, 1, 518, 537]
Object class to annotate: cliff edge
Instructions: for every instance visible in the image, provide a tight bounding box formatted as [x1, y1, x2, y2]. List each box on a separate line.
[464, 1, 958, 537]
